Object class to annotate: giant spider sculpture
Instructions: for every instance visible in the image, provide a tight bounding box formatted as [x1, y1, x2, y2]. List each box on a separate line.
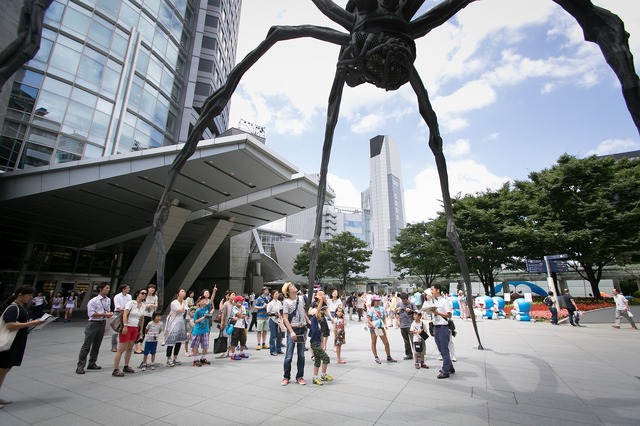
[154, 0, 640, 348]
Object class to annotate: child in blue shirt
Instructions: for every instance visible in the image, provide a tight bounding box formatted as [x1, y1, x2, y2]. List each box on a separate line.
[309, 295, 333, 386]
[191, 296, 211, 366]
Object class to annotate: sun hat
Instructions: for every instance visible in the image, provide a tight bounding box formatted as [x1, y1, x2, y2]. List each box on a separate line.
[281, 282, 293, 295]
[371, 294, 381, 302]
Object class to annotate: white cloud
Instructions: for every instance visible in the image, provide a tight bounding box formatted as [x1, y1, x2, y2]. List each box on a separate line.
[404, 159, 511, 223]
[585, 139, 640, 156]
[327, 173, 362, 208]
[444, 139, 471, 158]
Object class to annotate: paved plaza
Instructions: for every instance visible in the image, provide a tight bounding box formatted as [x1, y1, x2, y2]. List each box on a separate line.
[0, 307, 638, 425]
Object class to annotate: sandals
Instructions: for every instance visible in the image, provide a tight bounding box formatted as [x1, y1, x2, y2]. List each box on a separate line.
[415, 363, 421, 369]
[338, 359, 347, 364]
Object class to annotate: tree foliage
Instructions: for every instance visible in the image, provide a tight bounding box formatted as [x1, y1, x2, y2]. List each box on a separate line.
[390, 221, 450, 288]
[513, 154, 640, 298]
[293, 232, 371, 287]
[447, 183, 524, 296]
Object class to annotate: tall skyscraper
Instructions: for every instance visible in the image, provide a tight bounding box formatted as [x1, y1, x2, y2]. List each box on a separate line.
[0, 0, 241, 171]
[368, 134, 406, 251]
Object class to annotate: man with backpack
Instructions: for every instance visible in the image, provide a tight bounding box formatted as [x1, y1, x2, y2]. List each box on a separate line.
[544, 291, 558, 325]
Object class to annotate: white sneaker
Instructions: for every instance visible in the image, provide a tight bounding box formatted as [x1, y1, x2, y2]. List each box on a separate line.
[452, 357, 457, 362]
[438, 356, 443, 361]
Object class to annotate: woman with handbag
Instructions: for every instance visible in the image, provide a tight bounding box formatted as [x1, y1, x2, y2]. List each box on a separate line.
[0, 286, 45, 408]
[218, 291, 236, 358]
[112, 289, 146, 377]
[266, 289, 284, 356]
[366, 295, 397, 364]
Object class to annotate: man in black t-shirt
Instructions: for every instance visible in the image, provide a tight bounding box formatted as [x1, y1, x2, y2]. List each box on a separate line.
[563, 289, 579, 326]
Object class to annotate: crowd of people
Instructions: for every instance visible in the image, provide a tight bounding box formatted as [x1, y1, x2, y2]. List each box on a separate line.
[63, 283, 463, 384]
[2, 282, 636, 406]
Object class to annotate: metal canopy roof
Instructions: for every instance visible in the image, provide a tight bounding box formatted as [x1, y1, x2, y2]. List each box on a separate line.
[0, 133, 325, 249]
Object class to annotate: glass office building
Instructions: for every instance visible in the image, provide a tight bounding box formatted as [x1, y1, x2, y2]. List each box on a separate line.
[0, 0, 241, 171]
[368, 134, 406, 251]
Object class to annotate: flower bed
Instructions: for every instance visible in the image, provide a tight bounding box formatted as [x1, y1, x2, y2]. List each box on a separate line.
[504, 300, 615, 322]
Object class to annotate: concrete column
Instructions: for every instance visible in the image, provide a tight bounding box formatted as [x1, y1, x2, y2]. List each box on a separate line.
[165, 219, 234, 298]
[121, 204, 191, 292]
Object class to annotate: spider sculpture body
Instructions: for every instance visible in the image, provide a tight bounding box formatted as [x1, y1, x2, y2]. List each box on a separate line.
[154, 0, 640, 348]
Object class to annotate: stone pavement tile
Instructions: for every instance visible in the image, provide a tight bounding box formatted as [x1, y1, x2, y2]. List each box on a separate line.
[34, 371, 90, 390]
[279, 403, 378, 426]
[141, 386, 209, 407]
[488, 400, 602, 425]
[98, 374, 159, 393]
[188, 399, 273, 425]
[485, 378, 574, 396]
[38, 389, 102, 412]
[67, 382, 127, 402]
[378, 402, 488, 425]
[73, 403, 151, 426]
[570, 389, 640, 409]
[315, 386, 398, 410]
[472, 387, 517, 404]
[0, 409, 31, 426]
[513, 392, 590, 412]
[32, 412, 102, 426]
[296, 391, 390, 423]
[212, 390, 292, 414]
[0, 399, 67, 424]
[108, 393, 183, 418]
[139, 421, 174, 426]
[253, 415, 316, 426]
[589, 406, 640, 426]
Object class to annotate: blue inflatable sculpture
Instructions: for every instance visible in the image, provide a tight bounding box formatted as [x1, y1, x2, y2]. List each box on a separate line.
[451, 295, 460, 317]
[491, 297, 506, 318]
[511, 298, 531, 321]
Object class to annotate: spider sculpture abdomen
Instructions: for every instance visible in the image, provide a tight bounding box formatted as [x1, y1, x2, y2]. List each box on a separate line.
[340, 32, 416, 90]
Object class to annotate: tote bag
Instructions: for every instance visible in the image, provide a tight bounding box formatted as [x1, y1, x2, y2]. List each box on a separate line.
[0, 306, 19, 351]
[213, 331, 227, 354]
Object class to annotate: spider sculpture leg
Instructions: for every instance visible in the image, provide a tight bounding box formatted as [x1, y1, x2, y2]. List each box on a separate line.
[409, 66, 483, 349]
[553, 0, 640, 135]
[153, 25, 350, 307]
[307, 69, 347, 302]
[0, 0, 53, 93]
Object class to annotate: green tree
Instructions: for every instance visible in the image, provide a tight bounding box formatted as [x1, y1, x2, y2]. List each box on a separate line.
[293, 232, 371, 288]
[514, 154, 640, 298]
[390, 221, 450, 288]
[324, 232, 372, 288]
[292, 240, 330, 282]
[443, 183, 523, 296]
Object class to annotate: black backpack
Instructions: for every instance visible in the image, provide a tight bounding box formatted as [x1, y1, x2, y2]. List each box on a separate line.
[544, 296, 553, 307]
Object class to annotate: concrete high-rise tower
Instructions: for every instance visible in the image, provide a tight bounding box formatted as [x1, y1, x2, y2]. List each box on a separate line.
[368, 134, 406, 251]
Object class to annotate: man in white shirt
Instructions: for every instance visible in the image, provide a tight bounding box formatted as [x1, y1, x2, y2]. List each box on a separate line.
[431, 284, 454, 379]
[111, 285, 131, 351]
[612, 288, 637, 329]
[76, 283, 112, 374]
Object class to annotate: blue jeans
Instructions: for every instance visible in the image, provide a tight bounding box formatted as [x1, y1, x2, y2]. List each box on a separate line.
[283, 326, 306, 380]
[268, 320, 281, 355]
[434, 325, 453, 374]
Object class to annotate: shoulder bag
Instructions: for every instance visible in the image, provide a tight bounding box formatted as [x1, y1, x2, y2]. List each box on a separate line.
[0, 305, 20, 351]
[109, 310, 124, 333]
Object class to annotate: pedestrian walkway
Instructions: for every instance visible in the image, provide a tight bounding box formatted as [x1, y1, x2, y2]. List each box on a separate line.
[0, 307, 638, 425]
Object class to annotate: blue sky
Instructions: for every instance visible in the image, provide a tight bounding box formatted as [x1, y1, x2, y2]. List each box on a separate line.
[228, 0, 640, 224]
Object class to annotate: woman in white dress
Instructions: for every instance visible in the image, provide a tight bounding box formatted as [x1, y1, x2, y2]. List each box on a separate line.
[164, 289, 188, 367]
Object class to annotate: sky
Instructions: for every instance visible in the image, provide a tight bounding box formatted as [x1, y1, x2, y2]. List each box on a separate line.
[227, 0, 640, 225]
